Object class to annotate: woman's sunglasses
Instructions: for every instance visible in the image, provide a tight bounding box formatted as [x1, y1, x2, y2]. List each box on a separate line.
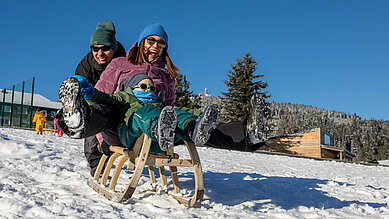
[91, 45, 111, 52]
[145, 37, 166, 49]
[134, 83, 157, 92]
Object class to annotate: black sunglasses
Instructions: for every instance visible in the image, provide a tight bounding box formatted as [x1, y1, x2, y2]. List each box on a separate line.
[91, 45, 111, 52]
[134, 83, 157, 92]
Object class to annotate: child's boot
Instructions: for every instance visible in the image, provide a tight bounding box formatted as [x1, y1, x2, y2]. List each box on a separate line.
[188, 104, 220, 145]
[154, 106, 177, 151]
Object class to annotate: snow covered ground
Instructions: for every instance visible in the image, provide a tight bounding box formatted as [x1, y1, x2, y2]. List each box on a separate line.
[0, 127, 388, 218]
[379, 160, 389, 166]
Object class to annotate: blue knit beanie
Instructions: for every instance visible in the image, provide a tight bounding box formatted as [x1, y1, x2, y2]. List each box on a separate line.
[137, 23, 168, 49]
[127, 73, 153, 89]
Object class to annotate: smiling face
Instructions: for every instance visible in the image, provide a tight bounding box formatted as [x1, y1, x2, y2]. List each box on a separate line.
[91, 44, 115, 65]
[143, 35, 165, 62]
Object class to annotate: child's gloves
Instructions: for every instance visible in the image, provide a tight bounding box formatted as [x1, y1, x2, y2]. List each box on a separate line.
[98, 141, 113, 156]
[72, 75, 96, 99]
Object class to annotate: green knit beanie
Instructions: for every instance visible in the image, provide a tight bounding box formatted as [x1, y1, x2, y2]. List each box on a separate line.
[90, 20, 118, 51]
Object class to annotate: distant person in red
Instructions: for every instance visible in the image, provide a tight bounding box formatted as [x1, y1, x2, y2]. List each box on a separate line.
[33, 109, 46, 135]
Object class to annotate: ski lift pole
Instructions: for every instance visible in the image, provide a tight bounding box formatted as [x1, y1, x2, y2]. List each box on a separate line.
[10, 85, 15, 127]
[29, 77, 35, 128]
[19, 81, 25, 127]
[1, 88, 6, 126]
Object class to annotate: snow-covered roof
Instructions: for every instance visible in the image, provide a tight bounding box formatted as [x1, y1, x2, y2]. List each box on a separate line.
[1, 89, 61, 110]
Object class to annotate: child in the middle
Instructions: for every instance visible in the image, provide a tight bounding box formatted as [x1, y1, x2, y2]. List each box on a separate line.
[68, 73, 220, 153]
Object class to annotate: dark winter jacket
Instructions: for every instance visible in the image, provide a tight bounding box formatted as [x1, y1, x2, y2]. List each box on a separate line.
[94, 43, 176, 106]
[75, 41, 126, 85]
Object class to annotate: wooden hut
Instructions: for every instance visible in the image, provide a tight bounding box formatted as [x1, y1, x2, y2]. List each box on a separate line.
[260, 128, 354, 161]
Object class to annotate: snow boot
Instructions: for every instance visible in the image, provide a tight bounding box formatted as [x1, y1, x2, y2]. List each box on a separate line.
[154, 106, 177, 151]
[190, 104, 221, 145]
[58, 77, 89, 138]
[245, 93, 270, 145]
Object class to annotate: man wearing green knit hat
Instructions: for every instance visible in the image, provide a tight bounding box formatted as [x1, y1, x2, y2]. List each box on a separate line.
[89, 20, 119, 66]
[64, 20, 126, 177]
[90, 21, 118, 51]
[75, 20, 126, 85]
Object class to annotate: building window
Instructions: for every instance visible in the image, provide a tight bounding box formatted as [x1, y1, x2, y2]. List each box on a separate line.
[51, 111, 56, 118]
[324, 134, 331, 146]
[42, 110, 47, 117]
[4, 106, 11, 113]
[1, 118, 10, 125]
[16, 106, 28, 114]
[17, 107, 27, 114]
[16, 107, 20, 114]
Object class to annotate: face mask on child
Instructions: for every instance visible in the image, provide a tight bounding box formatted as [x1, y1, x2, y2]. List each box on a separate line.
[133, 90, 157, 103]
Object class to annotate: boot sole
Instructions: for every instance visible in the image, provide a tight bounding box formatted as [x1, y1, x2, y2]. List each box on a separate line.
[193, 104, 220, 145]
[157, 106, 177, 151]
[58, 77, 86, 138]
[247, 94, 270, 143]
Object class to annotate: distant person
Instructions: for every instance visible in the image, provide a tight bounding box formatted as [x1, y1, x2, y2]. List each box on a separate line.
[61, 73, 220, 153]
[54, 110, 63, 137]
[33, 109, 46, 135]
[56, 20, 126, 175]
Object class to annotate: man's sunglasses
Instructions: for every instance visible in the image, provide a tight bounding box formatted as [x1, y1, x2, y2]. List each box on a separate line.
[145, 37, 166, 49]
[91, 45, 111, 52]
[134, 83, 157, 92]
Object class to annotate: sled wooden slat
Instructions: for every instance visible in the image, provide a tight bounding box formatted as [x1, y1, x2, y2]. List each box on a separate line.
[136, 157, 194, 167]
[87, 133, 204, 207]
[101, 152, 122, 186]
[159, 166, 167, 189]
[92, 154, 108, 181]
[118, 135, 152, 202]
[167, 146, 180, 194]
[43, 128, 58, 136]
[108, 155, 130, 190]
[148, 166, 156, 186]
[109, 146, 132, 156]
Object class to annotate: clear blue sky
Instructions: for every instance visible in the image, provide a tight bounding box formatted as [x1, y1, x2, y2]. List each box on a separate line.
[1, 0, 388, 120]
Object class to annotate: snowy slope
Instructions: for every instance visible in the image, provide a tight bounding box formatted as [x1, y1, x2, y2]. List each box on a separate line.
[0, 127, 388, 218]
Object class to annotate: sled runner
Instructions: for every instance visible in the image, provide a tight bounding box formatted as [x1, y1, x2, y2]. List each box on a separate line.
[88, 133, 204, 207]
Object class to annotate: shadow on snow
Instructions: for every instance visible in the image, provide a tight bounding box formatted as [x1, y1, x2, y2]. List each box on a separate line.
[175, 171, 386, 210]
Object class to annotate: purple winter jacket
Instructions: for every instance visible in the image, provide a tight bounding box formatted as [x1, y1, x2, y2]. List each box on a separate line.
[95, 52, 176, 106]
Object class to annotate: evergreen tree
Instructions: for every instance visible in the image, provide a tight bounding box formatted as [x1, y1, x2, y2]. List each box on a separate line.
[221, 51, 269, 122]
[174, 73, 200, 110]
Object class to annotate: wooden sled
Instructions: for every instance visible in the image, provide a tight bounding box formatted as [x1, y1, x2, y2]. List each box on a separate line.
[43, 128, 58, 136]
[88, 133, 204, 207]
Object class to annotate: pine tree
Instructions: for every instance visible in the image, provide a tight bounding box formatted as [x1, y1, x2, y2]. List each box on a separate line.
[221, 51, 269, 122]
[174, 73, 199, 110]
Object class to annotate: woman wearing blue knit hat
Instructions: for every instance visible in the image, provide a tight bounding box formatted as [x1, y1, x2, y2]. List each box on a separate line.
[126, 23, 179, 79]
